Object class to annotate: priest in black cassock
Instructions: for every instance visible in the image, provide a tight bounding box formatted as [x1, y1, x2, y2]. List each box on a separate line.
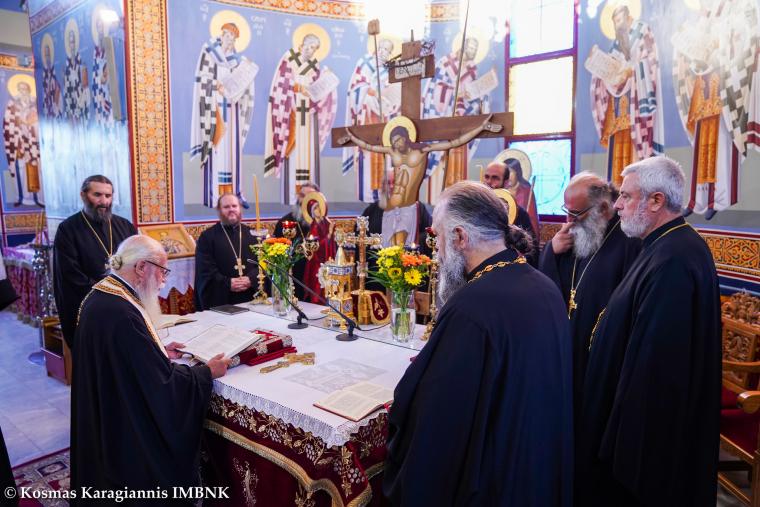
[273, 182, 319, 300]
[540, 172, 641, 413]
[72, 235, 230, 505]
[194, 193, 260, 310]
[483, 160, 539, 266]
[384, 181, 573, 506]
[576, 157, 721, 506]
[53, 175, 137, 349]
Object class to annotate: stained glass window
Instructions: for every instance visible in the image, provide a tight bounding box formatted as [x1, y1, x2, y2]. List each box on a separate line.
[508, 56, 573, 135]
[509, 0, 575, 58]
[509, 139, 571, 216]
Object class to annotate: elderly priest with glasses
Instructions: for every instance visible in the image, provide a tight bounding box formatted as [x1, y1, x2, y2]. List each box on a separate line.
[72, 235, 231, 502]
[384, 181, 573, 505]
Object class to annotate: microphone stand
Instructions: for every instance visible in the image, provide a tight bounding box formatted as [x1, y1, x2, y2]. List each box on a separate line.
[248, 260, 360, 340]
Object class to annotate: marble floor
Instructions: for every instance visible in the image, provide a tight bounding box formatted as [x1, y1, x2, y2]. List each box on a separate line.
[0, 308, 750, 504]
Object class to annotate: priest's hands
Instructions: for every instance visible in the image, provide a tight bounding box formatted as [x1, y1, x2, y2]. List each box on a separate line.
[165, 341, 187, 360]
[551, 222, 574, 255]
[207, 353, 232, 379]
[230, 276, 252, 292]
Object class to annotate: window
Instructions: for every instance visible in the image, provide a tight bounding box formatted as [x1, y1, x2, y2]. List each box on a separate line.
[506, 0, 577, 217]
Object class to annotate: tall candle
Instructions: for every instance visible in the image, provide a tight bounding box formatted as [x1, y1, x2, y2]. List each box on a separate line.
[253, 175, 261, 231]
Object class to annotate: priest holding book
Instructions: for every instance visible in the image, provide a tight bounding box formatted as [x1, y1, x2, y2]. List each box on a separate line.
[72, 235, 230, 499]
[384, 182, 573, 505]
[194, 193, 261, 310]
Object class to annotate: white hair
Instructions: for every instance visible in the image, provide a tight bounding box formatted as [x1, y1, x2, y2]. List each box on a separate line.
[108, 235, 164, 273]
[621, 156, 685, 213]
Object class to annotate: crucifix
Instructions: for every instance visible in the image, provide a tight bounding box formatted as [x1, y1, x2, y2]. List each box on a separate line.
[259, 352, 316, 374]
[332, 33, 513, 246]
[336, 216, 383, 325]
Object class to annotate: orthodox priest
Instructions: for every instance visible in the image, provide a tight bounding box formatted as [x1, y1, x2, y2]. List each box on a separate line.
[72, 235, 230, 503]
[53, 175, 136, 349]
[576, 157, 720, 506]
[540, 171, 641, 412]
[384, 182, 573, 506]
[194, 193, 259, 310]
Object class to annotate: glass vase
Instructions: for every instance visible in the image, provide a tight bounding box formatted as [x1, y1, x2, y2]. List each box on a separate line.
[271, 276, 291, 318]
[390, 291, 415, 343]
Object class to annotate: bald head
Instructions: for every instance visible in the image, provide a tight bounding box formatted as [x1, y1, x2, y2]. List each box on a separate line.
[483, 161, 508, 190]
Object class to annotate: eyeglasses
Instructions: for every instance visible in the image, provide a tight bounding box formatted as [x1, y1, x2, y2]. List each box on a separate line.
[561, 204, 594, 219]
[144, 260, 171, 277]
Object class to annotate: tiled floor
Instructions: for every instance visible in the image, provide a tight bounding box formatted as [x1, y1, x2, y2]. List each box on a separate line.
[0, 309, 751, 504]
[0, 309, 70, 467]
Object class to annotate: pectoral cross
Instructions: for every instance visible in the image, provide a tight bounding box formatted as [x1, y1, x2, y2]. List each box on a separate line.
[234, 257, 244, 277]
[259, 352, 316, 374]
[568, 289, 578, 319]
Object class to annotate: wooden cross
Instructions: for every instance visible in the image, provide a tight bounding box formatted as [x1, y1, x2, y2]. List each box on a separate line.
[337, 216, 382, 292]
[259, 352, 316, 373]
[331, 39, 513, 172]
[234, 257, 245, 277]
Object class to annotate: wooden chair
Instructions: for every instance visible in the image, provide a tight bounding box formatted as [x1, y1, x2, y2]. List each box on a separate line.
[719, 293, 760, 506]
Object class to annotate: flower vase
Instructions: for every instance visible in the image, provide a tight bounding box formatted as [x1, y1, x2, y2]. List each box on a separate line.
[271, 276, 291, 317]
[390, 291, 415, 343]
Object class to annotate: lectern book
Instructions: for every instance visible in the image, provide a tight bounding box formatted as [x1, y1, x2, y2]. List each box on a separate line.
[314, 381, 393, 422]
[182, 324, 264, 363]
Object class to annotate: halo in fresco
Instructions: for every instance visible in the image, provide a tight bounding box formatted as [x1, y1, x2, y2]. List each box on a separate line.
[7, 74, 37, 98]
[41, 33, 54, 67]
[451, 27, 490, 65]
[599, 0, 642, 41]
[91, 4, 117, 45]
[292, 23, 331, 62]
[209, 10, 252, 52]
[64, 18, 80, 58]
[366, 32, 402, 59]
[495, 148, 533, 181]
[382, 115, 417, 146]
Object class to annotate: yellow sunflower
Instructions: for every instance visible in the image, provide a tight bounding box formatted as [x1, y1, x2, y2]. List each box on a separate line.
[388, 267, 402, 279]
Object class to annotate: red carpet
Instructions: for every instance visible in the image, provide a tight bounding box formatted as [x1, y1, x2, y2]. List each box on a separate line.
[11, 449, 70, 506]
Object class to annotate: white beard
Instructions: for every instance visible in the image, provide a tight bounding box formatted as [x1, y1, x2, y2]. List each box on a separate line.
[136, 275, 165, 327]
[620, 201, 651, 239]
[438, 238, 467, 304]
[571, 208, 608, 259]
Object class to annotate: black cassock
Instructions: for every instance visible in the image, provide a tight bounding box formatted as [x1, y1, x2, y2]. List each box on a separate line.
[539, 216, 641, 411]
[53, 212, 137, 348]
[72, 276, 212, 504]
[577, 217, 721, 506]
[274, 213, 308, 300]
[0, 426, 16, 506]
[194, 222, 260, 310]
[384, 249, 574, 506]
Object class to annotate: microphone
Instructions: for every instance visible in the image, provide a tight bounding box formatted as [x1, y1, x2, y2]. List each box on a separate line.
[248, 260, 360, 340]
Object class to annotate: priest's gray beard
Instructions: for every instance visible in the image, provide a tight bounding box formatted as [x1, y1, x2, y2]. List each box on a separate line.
[136, 275, 164, 326]
[570, 207, 608, 259]
[620, 200, 651, 239]
[438, 237, 467, 304]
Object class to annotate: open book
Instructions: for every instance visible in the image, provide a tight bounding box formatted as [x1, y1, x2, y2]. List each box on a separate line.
[305, 70, 340, 102]
[314, 381, 393, 422]
[181, 324, 264, 363]
[584, 45, 625, 85]
[155, 314, 196, 330]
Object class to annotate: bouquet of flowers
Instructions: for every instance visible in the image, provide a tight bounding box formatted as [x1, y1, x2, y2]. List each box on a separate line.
[252, 237, 303, 313]
[369, 245, 432, 341]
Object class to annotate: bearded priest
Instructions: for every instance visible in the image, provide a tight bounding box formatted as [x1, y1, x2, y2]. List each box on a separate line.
[384, 181, 573, 505]
[539, 172, 641, 414]
[72, 235, 231, 499]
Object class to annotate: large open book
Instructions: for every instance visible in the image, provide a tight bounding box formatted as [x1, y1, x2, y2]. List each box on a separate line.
[465, 68, 498, 99]
[221, 59, 258, 102]
[314, 381, 393, 422]
[584, 45, 625, 85]
[181, 324, 264, 363]
[305, 70, 340, 102]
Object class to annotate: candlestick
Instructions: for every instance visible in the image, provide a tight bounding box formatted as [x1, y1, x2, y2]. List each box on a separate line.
[253, 175, 261, 231]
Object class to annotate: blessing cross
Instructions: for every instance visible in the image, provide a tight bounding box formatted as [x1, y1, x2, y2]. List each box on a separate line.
[330, 38, 513, 183]
[336, 216, 382, 292]
[234, 257, 245, 277]
[259, 352, 316, 374]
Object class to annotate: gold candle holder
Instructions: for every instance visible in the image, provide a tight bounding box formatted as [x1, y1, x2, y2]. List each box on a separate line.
[251, 229, 270, 305]
[421, 230, 439, 341]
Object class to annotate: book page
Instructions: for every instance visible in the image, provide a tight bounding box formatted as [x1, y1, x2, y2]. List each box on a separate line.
[181, 324, 262, 363]
[343, 381, 393, 405]
[465, 68, 498, 99]
[382, 82, 402, 111]
[584, 45, 623, 84]
[306, 70, 339, 103]
[315, 391, 383, 422]
[221, 59, 259, 102]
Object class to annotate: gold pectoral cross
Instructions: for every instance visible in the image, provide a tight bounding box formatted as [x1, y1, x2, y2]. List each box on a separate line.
[259, 352, 316, 373]
[568, 289, 578, 319]
[234, 257, 244, 277]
